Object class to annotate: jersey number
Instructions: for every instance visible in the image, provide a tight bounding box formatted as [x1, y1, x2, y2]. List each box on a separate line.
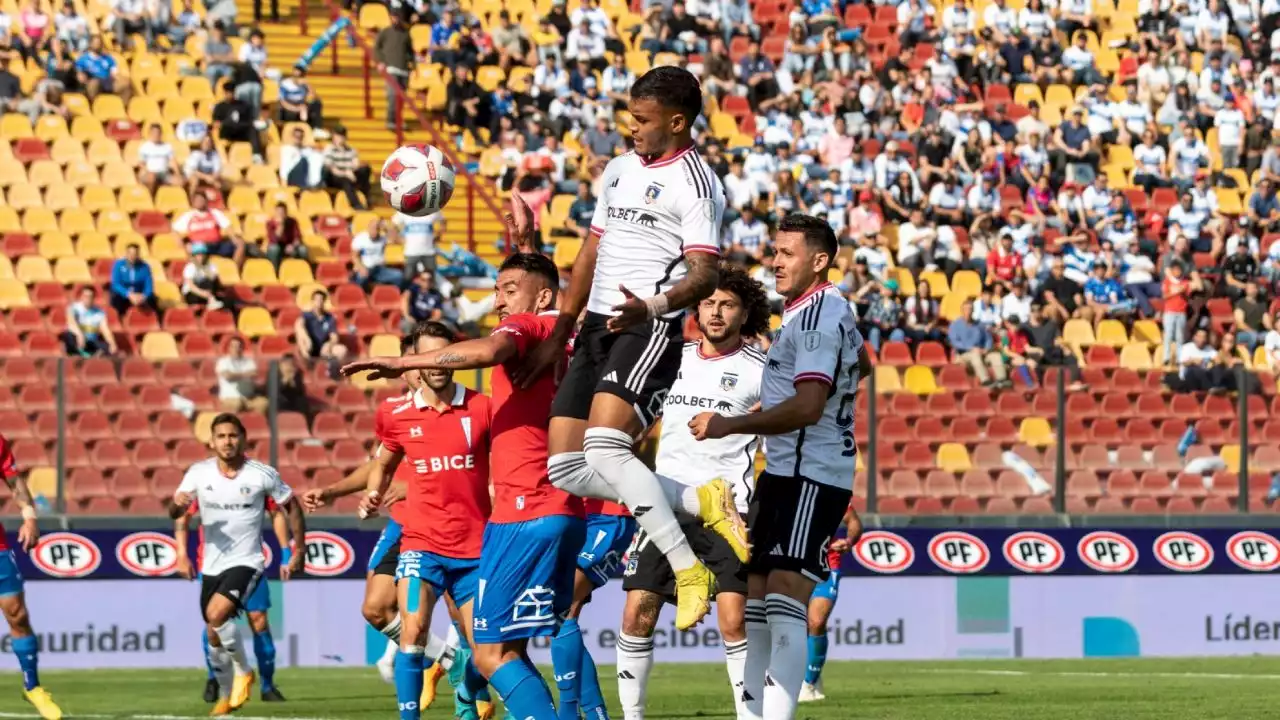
[835, 361, 859, 458]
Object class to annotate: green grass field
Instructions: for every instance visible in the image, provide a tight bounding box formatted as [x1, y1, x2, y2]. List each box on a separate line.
[0, 658, 1277, 719]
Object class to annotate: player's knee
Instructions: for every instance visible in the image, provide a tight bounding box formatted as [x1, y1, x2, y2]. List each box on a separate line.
[361, 598, 394, 628]
[582, 428, 632, 476]
[621, 597, 659, 637]
[3, 602, 30, 633]
[248, 612, 269, 634]
[470, 643, 507, 678]
[717, 604, 746, 641]
[808, 617, 828, 636]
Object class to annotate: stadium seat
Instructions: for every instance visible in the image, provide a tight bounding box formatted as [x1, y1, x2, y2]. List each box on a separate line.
[902, 365, 937, 394]
[1019, 417, 1055, 447]
[937, 443, 971, 472]
[237, 307, 276, 338]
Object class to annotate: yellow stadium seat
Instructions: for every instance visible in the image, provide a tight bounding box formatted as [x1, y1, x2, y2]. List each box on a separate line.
[903, 365, 938, 395]
[0, 257, 13, 280]
[113, 233, 149, 258]
[237, 307, 276, 338]
[553, 238, 582, 269]
[0, 207, 17, 233]
[1062, 319, 1095, 347]
[45, 185, 79, 212]
[26, 467, 55, 498]
[240, 258, 278, 288]
[23, 208, 58, 235]
[127, 96, 163, 124]
[6, 184, 41, 210]
[118, 186, 155, 212]
[27, 160, 63, 190]
[1119, 343, 1152, 370]
[86, 137, 123, 167]
[70, 114, 103, 140]
[301, 234, 330, 260]
[293, 282, 329, 309]
[1215, 189, 1243, 215]
[209, 256, 241, 284]
[1019, 417, 1055, 447]
[15, 256, 53, 284]
[101, 160, 138, 190]
[279, 258, 315, 288]
[35, 115, 69, 143]
[369, 333, 401, 358]
[1014, 83, 1043, 107]
[950, 270, 982, 299]
[917, 270, 949, 296]
[0, 279, 31, 309]
[154, 280, 184, 309]
[76, 233, 114, 261]
[140, 331, 180, 360]
[709, 112, 739, 139]
[475, 65, 505, 92]
[0, 113, 32, 138]
[0, 159, 24, 189]
[298, 190, 333, 218]
[359, 2, 390, 29]
[63, 93, 90, 117]
[1136, 321, 1164, 348]
[1095, 319, 1128, 347]
[92, 94, 127, 121]
[150, 234, 187, 262]
[56, 209, 94, 238]
[1044, 84, 1074, 111]
[80, 186, 117, 213]
[226, 186, 263, 215]
[64, 159, 100, 188]
[155, 186, 190, 214]
[939, 292, 967, 321]
[1221, 444, 1241, 469]
[38, 233, 75, 260]
[385, 244, 405, 266]
[180, 76, 214, 103]
[50, 137, 88, 167]
[53, 257, 93, 285]
[245, 165, 279, 189]
[1106, 144, 1134, 171]
[937, 443, 972, 472]
[874, 366, 901, 393]
[889, 267, 916, 296]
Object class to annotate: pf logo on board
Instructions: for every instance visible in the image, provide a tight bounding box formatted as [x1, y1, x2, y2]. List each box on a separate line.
[1153, 531, 1213, 572]
[303, 531, 355, 576]
[853, 531, 914, 574]
[928, 531, 990, 573]
[1077, 531, 1138, 572]
[1002, 531, 1065, 573]
[1226, 531, 1280, 572]
[116, 532, 180, 577]
[31, 532, 101, 578]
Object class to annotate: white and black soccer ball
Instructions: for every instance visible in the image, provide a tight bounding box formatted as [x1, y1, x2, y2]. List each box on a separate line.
[380, 144, 456, 217]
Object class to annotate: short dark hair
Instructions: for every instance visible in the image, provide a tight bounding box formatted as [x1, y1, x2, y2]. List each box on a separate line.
[499, 252, 559, 289]
[777, 213, 838, 260]
[311, 289, 326, 301]
[716, 263, 771, 340]
[407, 321, 456, 349]
[630, 66, 702, 126]
[210, 413, 246, 437]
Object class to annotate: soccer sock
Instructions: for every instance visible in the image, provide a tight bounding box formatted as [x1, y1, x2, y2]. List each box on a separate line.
[724, 638, 748, 719]
[202, 629, 216, 681]
[578, 630, 609, 719]
[742, 599, 768, 720]
[380, 638, 399, 666]
[208, 644, 234, 700]
[424, 632, 449, 670]
[583, 428, 698, 571]
[615, 633, 654, 720]
[380, 614, 403, 642]
[394, 646, 426, 720]
[763, 594, 808, 720]
[490, 657, 557, 720]
[657, 473, 702, 517]
[463, 657, 489, 702]
[253, 630, 277, 691]
[549, 451, 620, 501]
[805, 633, 829, 685]
[440, 622, 459, 671]
[214, 621, 250, 677]
[551, 619, 584, 720]
[12, 635, 38, 691]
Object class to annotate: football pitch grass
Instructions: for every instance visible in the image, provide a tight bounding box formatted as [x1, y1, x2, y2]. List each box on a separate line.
[0, 658, 1274, 719]
[0, 655, 1269, 717]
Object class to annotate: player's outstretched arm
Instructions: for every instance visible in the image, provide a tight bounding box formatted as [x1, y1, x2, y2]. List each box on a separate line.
[689, 380, 828, 441]
[280, 498, 306, 580]
[359, 447, 403, 519]
[514, 233, 599, 388]
[341, 333, 519, 378]
[302, 458, 373, 510]
[608, 252, 719, 333]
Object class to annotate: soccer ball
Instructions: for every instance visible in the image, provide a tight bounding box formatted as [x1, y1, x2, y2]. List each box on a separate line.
[380, 144, 456, 217]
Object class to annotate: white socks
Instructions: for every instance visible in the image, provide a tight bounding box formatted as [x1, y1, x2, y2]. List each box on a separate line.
[763, 594, 808, 720]
[380, 638, 399, 665]
[380, 614, 403, 642]
[616, 632, 655, 720]
[584, 428, 698, 572]
[742, 599, 768, 720]
[724, 638, 749, 720]
[657, 473, 703, 517]
[214, 621, 250, 676]
[549, 451, 620, 501]
[427, 626, 458, 671]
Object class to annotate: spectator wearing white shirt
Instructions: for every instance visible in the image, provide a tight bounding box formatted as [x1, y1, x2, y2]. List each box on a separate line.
[1214, 99, 1246, 168]
[1256, 78, 1280, 125]
[135, 123, 181, 193]
[565, 19, 605, 66]
[216, 337, 268, 413]
[1081, 174, 1113, 226]
[1168, 124, 1210, 191]
[872, 141, 919, 193]
[235, 29, 267, 111]
[966, 174, 1001, 221]
[897, 208, 961, 275]
[1114, 85, 1152, 140]
[55, 1, 89, 51]
[350, 218, 403, 290]
[392, 211, 443, 278]
[1170, 328, 1222, 391]
[1195, 0, 1231, 48]
[111, 0, 148, 51]
[1018, 0, 1053, 37]
[927, 175, 967, 227]
[600, 54, 633, 107]
[1057, 0, 1094, 37]
[1000, 278, 1034, 324]
[1132, 130, 1169, 194]
[183, 135, 223, 195]
[725, 206, 768, 264]
[982, 0, 1017, 40]
[1062, 33, 1099, 86]
[809, 187, 849, 240]
[854, 232, 891, 281]
[839, 146, 875, 194]
[722, 158, 759, 213]
[941, 0, 975, 34]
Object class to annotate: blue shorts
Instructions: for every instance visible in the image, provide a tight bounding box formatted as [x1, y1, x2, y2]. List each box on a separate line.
[811, 570, 840, 603]
[0, 551, 23, 598]
[396, 550, 480, 607]
[242, 575, 271, 613]
[473, 515, 586, 644]
[368, 519, 403, 575]
[577, 514, 636, 588]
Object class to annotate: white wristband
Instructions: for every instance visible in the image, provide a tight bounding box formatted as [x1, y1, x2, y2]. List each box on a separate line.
[21, 506, 36, 521]
[643, 293, 671, 320]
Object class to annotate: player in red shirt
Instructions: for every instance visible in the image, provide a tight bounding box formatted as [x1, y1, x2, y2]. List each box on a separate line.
[344, 252, 582, 720]
[800, 502, 861, 703]
[0, 435, 62, 720]
[357, 321, 493, 720]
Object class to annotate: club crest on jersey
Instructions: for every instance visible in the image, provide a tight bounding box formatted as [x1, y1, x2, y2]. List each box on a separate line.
[462, 417, 473, 449]
[409, 426, 423, 438]
[720, 373, 739, 391]
[804, 331, 821, 352]
[644, 183, 663, 204]
[239, 486, 252, 496]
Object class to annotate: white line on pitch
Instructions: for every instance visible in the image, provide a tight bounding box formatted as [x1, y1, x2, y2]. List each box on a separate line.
[913, 669, 1280, 680]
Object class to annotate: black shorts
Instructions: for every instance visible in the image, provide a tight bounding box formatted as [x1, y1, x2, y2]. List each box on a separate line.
[200, 565, 263, 620]
[550, 311, 683, 428]
[747, 472, 852, 583]
[622, 517, 747, 600]
[372, 537, 401, 577]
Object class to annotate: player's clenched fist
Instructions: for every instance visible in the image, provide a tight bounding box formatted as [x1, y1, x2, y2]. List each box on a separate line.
[357, 490, 381, 519]
[688, 412, 730, 440]
[175, 554, 194, 580]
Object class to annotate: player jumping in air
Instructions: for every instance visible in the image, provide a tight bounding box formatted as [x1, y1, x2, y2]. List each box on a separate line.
[182, 497, 292, 703]
[510, 65, 744, 632]
[0, 434, 62, 720]
[169, 414, 306, 717]
[617, 265, 771, 720]
[346, 248, 588, 720]
[689, 214, 869, 720]
[302, 343, 466, 711]
[799, 502, 861, 704]
[358, 322, 495, 720]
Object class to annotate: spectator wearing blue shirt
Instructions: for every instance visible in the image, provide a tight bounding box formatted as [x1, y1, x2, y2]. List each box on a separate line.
[1249, 178, 1280, 234]
[63, 287, 118, 357]
[555, 183, 596, 240]
[738, 41, 779, 111]
[949, 298, 1010, 387]
[1083, 263, 1134, 323]
[429, 9, 460, 64]
[295, 290, 348, 368]
[400, 269, 447, 333]
[277, 66, 323, 129]
[74, 36, 118, 94]
[109, 244, 158, 317]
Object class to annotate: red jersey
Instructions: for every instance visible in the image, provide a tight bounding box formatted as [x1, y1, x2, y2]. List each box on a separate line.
[374, 393, 416, 525]
[377, 385, 492, 558]
[584, 499, 630, 517]
[0, 435, 15, 552]
[489, 312, 583, 522]
[986, 248, 1022, 282]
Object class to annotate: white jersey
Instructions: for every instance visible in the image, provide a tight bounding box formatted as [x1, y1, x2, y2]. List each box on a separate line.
[655, 341, 766, 512]
[587, 146, 726, 317]
[761, 282, 863, 489]
[178, 457, 293, 576]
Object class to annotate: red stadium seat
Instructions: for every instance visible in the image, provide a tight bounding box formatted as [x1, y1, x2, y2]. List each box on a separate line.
[277, 412, 311, 442]
[91, 440, 131, 470]
[202, 310, 237, 336]
[331, 440, 369, 469]
[73, 411, 114, 440]
[311, 411, 350, 441]
[885, 470, 922, 497]
[332, 284, 369, 311]
[925, 392, 959, 417]
[172, 440, 208, 467]
[879, 342, 912, 367]
[923, 471, 958, 497]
